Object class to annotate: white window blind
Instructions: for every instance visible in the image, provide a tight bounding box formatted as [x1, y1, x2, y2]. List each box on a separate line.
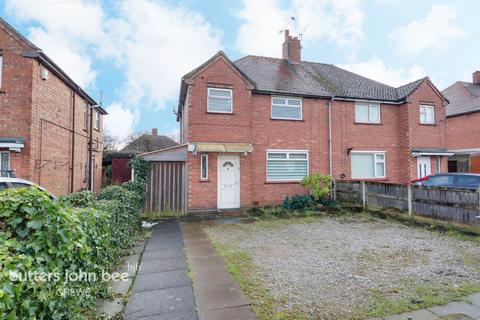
[266, 151, 308, 181]
[207, 88, 232, 113]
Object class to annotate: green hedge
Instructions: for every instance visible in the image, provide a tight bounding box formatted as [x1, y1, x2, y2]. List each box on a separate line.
[0, 175, 146, 319]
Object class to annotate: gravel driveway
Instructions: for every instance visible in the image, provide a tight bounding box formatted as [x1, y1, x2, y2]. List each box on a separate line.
[206, 216, 480, 319]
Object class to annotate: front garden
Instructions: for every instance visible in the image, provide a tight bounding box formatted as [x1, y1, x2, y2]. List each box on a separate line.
[0, 158, 149, 319]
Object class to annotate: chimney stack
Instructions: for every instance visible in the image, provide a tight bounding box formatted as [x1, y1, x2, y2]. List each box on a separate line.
[473, 71, 480, 85]
[151, 128, 158, 136]
[282, 30, 302, 64]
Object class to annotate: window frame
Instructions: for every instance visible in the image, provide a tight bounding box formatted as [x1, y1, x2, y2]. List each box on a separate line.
[351, 151, 386, 179]
[419, 104, 435, 125]
[355, 102, 381, 124]
[207, 87, 233, 114]
[94, 110, 100, 131]
[83, 103, 88, 130]
[0, 151, 10, 177]
[200, 154, 208, 180]
[266, 149, 309, 182]
[271, 96, 303, 120]
[0, 53, 3, 89]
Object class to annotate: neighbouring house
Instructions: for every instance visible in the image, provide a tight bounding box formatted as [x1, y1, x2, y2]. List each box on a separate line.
[142, 30, 450, 213]
[443, 71, 480, 173]
[103, 128, 177, 185]
[0, 18, 107, 195]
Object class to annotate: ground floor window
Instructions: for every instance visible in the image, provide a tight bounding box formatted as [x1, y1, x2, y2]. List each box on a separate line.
[200, 154, 208, 180]
[1, 151, 10, 177]
[266, 150, 308, 181]
[351, 151, 386, 179]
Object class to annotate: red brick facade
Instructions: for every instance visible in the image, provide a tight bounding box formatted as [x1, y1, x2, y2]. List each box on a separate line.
[179, 54, 448, 211]
[0, 20, 103, 195]
[447, 112, 480, 150]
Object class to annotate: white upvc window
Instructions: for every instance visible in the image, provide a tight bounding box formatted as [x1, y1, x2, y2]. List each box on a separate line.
[420, 105, 435, 124]
[207, 88, 232, 113]
[200, 154, 208, 180]
[355, 103, 381, 124]
[1, 151, 10, 177]
[94, 110, 100, 130]
[83, 103, 88, 129]
[266, 150, 309, 181]
[271, 97, 302, 120]
[351, 151, 386, 179]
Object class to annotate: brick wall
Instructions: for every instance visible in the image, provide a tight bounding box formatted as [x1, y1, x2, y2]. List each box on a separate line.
[183, 58, 449, 210]
[447, 112, 480, 150]
[0, 24, 103, 195]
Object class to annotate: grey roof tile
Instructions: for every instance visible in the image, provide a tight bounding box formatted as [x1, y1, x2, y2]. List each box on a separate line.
[443, 81, 480, 116]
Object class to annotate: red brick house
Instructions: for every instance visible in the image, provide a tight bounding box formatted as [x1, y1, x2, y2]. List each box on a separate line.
[0, 18, 106, 195]
[146, 30, 450, 212]
[443, 71, 480, 173]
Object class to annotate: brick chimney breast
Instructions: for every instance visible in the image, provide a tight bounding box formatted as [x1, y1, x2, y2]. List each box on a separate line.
[282, 29, 302, 64]
[473, 71, 480, 85]
[151, 128, 158, 136]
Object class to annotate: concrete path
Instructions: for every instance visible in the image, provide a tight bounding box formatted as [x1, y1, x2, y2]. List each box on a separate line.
[181, 220, 256, 320]
[124, 220, 197, 320]
[372, 293, 480, 320]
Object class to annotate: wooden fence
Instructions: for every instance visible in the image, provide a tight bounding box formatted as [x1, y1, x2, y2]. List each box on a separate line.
[335, 181, 480, 224]
[143, 161, 186, 218]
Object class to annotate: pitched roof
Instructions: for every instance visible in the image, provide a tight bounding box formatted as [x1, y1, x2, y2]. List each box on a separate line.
[234, 55, 429, 102]
[120, 134, 178, 154]
[442, 81, 480, 117]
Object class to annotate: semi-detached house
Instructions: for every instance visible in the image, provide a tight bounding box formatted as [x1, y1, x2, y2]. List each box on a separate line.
[144, 30, 450, 212]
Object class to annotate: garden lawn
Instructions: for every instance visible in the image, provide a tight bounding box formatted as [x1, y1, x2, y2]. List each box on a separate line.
[206, 214, 480, 320]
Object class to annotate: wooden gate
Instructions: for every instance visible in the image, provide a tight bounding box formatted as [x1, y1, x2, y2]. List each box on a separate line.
[143, 161, 186, 217]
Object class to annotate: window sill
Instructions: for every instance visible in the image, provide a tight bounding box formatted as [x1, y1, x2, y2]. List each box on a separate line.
[199, 179, 210, 183]
[270, 118, 304, 122]
[354, 122, 381, 125]
[351, 178, 389, 182]
[205, 111, 234, 115]
[264, 181, 301, 184]
[0, 89, 5, 94]
[419, 123, 436, 126]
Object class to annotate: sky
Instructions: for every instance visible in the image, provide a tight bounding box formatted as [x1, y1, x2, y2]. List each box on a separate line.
[1, 0, 479, 143]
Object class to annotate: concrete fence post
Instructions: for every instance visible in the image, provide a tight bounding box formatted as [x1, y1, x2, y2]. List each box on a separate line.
[362, 181, 366, 210]
[408, 184, 412, 218]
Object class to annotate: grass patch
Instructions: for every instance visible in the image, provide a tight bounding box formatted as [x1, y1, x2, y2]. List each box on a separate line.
[212, 241, 307, 320]
[360, 282, 480, 318]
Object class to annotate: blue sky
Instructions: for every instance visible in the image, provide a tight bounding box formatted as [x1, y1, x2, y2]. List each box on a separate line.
[1, 0, 479, 143]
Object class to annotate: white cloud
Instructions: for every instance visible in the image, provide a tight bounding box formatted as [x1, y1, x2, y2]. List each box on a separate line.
[388, 4, 465, 56]
[103, 103, 135, 143]
[5, 0, 105, 87]
[338, 58, 427, 87]
[105, 0, 223, 110]
[235, 0, 365, 56]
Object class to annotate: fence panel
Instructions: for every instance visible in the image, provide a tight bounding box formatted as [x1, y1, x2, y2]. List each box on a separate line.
[335, 181, 480, 225]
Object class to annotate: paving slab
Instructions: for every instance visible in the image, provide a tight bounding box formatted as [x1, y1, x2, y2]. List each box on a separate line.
[144, 240, 184, 251]
[134, 269, 191, 292]
[193, 266, 235, 288]
[184, 239, 215, 248]
[194, 283, 250, 311]
[141, 247, 185, 261]
[95, 298, 124, 317]
[130, 241, 146, 254]
[109, 276, 133, 296]
[183, 234, 210, 244]
[428, 302, 480, 319]
[125, 309, 198, 320]
[465, 293, 480, 308]
[382, 309, 439, 320]
[117, 257, 140, 278]
[124, 285, 195, 318]
[199, 305, 256, 320]
[186, 245, 219, 258]
[188, 255, 227, 270]
[138, 253, 187, 274]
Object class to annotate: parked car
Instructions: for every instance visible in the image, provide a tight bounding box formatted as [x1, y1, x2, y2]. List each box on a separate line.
[0, 177, 56, 198]
[414, 173, 480, 190]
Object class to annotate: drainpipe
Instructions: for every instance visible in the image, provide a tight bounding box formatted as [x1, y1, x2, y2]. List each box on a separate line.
[328, 96, 335, 176]
[70, 90, 76, 193]
[88, 104, 94, 191]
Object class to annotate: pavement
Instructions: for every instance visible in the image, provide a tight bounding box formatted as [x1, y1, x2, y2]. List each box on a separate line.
[123, 217, 256, 320]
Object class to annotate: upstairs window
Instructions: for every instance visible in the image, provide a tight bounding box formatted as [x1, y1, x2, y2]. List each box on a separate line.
[271, 97, 302, 120]
[420, 105, 435, 124]
[351, 152, 386, 179]
[83, 103, 88, 129]
[355, 103, 380, 124]
[266, 150, 308, 181]
[94, 110, 100, 130]
[207, 88, 232, 113]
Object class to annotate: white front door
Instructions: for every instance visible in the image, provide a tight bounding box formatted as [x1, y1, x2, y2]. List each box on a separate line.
[417, 156, 431, 178]
[217, 155, 240, 209]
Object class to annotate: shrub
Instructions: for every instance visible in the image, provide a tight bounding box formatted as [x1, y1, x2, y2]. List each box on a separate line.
[283, 194, 316, 210]
[300, 173, 333, 200]
[59, 190, 95, 207]
[129, 157, 150, 183]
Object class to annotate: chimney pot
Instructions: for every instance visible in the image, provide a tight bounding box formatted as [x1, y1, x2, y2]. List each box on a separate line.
[152, 128, 158, 136]
[473, 71, 480, 85]
[282, 29, 302, 64]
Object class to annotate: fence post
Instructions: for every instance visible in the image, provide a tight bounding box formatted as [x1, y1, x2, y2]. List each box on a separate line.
[362, 181, 366, 210]
[407, 184, 412, 218]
